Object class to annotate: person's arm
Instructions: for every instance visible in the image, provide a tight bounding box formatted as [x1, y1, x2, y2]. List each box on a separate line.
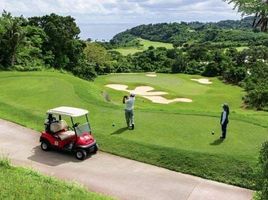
[221, 111, 226, 125]
[123, 96, 128, 104]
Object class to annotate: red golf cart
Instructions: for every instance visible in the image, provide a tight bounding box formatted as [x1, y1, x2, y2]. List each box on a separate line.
[40, 106, 98, 160]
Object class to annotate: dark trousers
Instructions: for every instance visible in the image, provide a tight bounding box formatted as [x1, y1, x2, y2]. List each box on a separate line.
[221, 122, 228, 138]
[125, 109, 134, 127]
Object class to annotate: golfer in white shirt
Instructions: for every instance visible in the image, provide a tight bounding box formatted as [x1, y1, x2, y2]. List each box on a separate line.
[123, 93, 135, 130]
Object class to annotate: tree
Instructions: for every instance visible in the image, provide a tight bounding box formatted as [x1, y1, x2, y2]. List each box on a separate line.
[84, 42, 112, 74]
[0, 11, 26, 68]
[185, 60, 206, 75]
[171, 51, 187, 73]
[224, 0, 268, 32]
[72, 60, 97, 80]
[202, 28, 219, 42]
[28, 13, 83, 70]
[186, 45, 209, 61]
[244, 61, 268, 110]
[15, 25, 47, 71]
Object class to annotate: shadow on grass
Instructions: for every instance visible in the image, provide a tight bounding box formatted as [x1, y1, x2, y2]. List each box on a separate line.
[111, 127, 128, 135]
[210, 138, 224, 146]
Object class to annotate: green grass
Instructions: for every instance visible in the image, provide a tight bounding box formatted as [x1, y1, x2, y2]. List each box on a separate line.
[114, 48, 143, 56]
[114, 38, 173, 55]
[236, 46, 249, 52]
[139, 38, 173, 49]
[0, 71, 267, 189]
[0, 158, 113, 200]
[222, 46, 249, 53]
[114, 38, 248, 56]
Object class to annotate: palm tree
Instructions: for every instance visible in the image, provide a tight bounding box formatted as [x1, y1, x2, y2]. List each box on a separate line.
[224, 0, 268, 32]
[252, 0, 268, 32]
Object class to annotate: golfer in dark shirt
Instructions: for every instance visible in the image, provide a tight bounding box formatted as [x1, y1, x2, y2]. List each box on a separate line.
[220, 103, 229, 139]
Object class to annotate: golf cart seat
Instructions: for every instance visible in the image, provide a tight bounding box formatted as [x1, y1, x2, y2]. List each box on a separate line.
[50, 120, 75, 140]
[57, 131, 75, 140]
[50, 120, 68, 133]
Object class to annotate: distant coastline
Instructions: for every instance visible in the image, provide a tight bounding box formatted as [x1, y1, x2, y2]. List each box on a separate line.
[78, 23, 138, 41]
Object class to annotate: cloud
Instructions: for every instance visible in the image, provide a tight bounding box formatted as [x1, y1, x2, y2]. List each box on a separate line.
[0, 0, 239, 21]
[0, 0, 241, 40]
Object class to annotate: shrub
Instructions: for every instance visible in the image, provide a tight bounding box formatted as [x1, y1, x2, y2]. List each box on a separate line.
[244, 62, 268, 110]
[222, 65, 247, 85]
[202, 62, 221, 77]
[185, 60, 206, 74]
[72, 61, 97, 80]
[0, 157, 10, 168]
[258, 141, 268, 200]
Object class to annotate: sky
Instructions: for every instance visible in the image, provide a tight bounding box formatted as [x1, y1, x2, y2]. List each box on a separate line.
[0, 0, 241, 41]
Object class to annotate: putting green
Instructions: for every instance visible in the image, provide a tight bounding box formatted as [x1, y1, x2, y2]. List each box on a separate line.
[0, 71, 267, 189]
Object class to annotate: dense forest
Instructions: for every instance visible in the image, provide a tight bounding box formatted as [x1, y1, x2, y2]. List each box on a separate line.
[0, 11, 97, 79]
[110, 17, 268, 48]
[0, 11, 267, 110]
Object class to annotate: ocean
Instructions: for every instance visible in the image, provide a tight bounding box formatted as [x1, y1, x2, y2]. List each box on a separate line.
[78, 23, 139, 41]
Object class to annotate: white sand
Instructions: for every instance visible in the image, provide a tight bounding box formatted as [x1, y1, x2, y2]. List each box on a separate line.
[146, 72, 157, 77]
[143, 96, 192, 104]
[106, 84, 192, 104]
[191, 78, 212, 84]
[105, 84, 128, 91]
[146, 74, 157, 77]
[111, 73, 139, 75]
[130, 86, 167, 96]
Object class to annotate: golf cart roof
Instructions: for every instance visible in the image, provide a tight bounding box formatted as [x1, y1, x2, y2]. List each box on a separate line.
[47, 106, 88, 117]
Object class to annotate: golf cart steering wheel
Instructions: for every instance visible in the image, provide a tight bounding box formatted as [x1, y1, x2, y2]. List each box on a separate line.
[73, 122, 80, 128]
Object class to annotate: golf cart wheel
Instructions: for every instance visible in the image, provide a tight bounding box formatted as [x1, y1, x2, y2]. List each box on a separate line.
[75, 149, 87, 160]
[92, 145, 98, 154]
[41, 141, 50, 151]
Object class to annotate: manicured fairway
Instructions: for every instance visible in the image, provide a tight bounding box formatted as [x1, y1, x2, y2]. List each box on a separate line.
[113, 48, 143, 56]
[114, 38, 173, 55]
[139, 38, 173, 49]
[0, 71, 267, 189]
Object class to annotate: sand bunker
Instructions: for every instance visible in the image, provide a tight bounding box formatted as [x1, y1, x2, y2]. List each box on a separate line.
[106, 84, 192, 104]
[106, 84, 128, 91]
[143, 96, 192, 104]
[146, 73, 157, 77]
[130, 86, 167, 96]
[191, 78, 212, 84]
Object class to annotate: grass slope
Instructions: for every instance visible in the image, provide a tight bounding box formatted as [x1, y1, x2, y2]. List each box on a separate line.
[114, 38, 249, 56]
[114, 38, 173, 55]
[0, 159, 113, 200]
[0, 71, 267, 189]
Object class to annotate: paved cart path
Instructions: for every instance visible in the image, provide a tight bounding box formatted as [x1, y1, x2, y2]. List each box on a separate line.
[0, 119, 253, 200]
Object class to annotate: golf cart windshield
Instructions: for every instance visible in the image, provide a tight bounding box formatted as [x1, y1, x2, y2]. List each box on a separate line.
[74, 122, 91, 136]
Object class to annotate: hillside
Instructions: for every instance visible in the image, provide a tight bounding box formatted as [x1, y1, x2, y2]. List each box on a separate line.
[110, 17, 268, 48]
